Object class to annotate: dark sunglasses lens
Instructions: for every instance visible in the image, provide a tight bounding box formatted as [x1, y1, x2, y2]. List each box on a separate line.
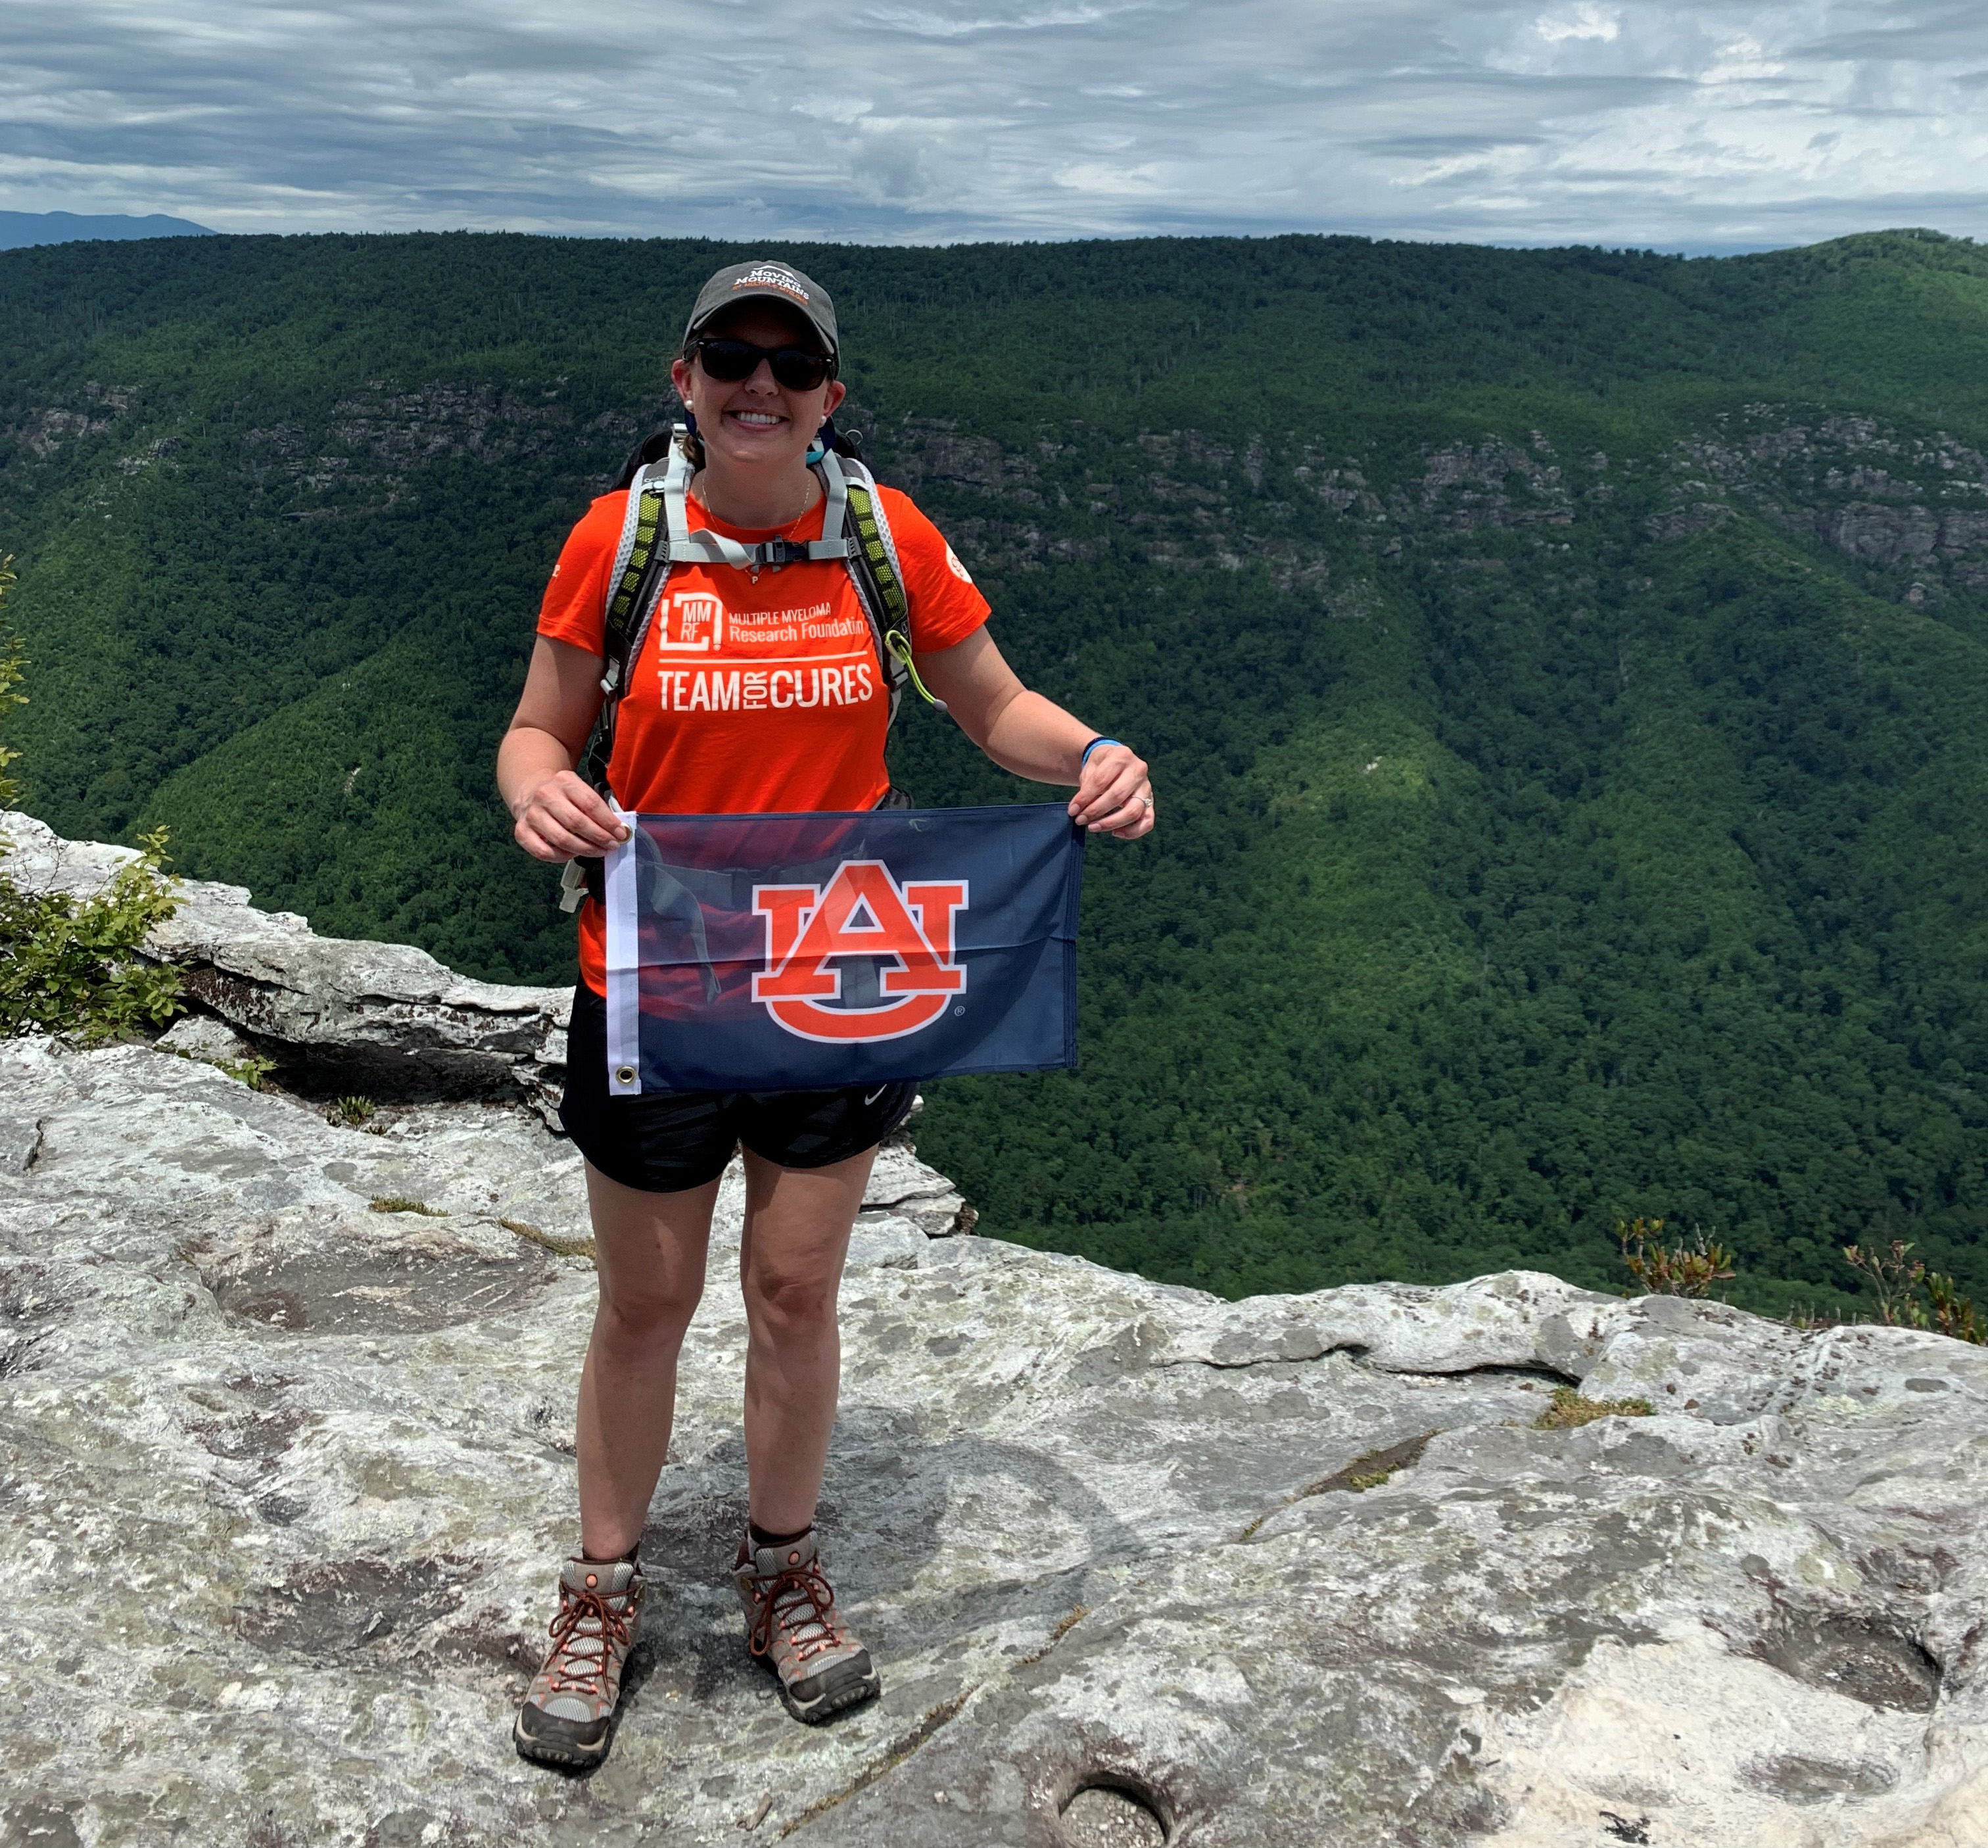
[697, 340, 829, 390]
[696, 341, 760, 381]
[771, 351, 830, 390]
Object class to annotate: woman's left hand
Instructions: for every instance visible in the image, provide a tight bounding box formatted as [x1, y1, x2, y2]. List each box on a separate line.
[1069, 743, 1154, 839]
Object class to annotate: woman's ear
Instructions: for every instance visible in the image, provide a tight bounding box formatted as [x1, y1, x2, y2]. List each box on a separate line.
[824, 377, 847, 417]
[669, 354, 696, 408]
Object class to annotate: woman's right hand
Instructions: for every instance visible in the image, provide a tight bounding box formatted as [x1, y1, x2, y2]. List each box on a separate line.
[496, 638, 622, 862]
[511, 769, 631, 864]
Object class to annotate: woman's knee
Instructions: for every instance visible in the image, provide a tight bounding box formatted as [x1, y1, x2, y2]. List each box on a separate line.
[594, 1273, 703, 1348]
[741, 1259, 840, 1338]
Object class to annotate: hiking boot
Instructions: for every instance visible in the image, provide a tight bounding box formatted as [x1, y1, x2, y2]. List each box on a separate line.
[732, 1528, 880, 1724]
[513, 1555, 645, 1767]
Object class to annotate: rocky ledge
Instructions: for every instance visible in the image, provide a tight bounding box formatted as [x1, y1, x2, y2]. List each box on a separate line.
[3, 829, 1987, 1846]
[1, 810, 573, 1110]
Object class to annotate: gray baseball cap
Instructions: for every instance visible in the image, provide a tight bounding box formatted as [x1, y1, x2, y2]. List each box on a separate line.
[682, 258, 838, 360]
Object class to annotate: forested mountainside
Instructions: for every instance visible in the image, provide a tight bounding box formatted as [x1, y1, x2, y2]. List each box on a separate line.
[4, 228, 1988, 1313]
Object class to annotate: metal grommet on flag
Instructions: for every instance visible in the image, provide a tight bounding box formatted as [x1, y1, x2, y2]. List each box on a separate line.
[614, 1065, 637, 1087]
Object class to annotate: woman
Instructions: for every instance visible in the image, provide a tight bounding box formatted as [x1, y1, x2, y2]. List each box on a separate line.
[496, 257, 1153, 1768]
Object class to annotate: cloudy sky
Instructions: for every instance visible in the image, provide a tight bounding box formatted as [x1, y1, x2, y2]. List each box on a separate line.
[4, 0, 1985, 249]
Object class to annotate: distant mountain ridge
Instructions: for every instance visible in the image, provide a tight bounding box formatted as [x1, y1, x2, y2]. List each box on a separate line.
[3, 227, 1987, 1314]
[0, 210, 214, 251]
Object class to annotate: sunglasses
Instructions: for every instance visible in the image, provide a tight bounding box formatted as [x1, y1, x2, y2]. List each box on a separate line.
[691, 338, 835, 392]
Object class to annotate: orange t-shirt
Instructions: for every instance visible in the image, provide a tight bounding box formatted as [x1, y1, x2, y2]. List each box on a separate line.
[536, 480, 991, 994]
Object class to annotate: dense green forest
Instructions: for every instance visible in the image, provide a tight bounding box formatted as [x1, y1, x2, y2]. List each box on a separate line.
[4, 227, 1988, 1315]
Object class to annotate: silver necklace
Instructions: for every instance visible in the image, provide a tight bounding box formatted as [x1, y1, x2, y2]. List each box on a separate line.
[693, 471, 813, 531]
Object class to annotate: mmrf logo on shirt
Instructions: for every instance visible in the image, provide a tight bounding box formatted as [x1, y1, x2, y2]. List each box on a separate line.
[751, 861, 967, 1043]
[657, 591, 723, 652]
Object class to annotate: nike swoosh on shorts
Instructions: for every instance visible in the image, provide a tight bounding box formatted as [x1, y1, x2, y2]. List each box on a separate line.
[864, 1088, 888, 1106]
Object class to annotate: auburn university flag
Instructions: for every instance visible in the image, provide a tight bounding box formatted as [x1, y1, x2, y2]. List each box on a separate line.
[601, 804, 1085, 1094]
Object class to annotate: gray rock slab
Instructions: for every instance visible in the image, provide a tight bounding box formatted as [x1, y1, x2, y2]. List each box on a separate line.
[858, 1140, 969, 1237]
[4, 1035, 1987, 1845]
[845, 1215, 930, 1269]
[0, 1112, 40, 1175]
[158, 1011, 261, 1067]
[2, 808, 567, 1102]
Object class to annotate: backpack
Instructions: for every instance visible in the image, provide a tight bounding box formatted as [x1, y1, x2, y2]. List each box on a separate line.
[559, 422, 940, 912]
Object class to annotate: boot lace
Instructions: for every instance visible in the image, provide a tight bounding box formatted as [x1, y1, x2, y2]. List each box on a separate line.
[747, 1557, 844, 1665]
[544, 1584, 632, 1695]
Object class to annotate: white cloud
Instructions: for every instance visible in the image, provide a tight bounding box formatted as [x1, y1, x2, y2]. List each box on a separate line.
[0, 0, 1983, 248]
[857, 1, 1162, 38]
[1054, 160, 1168, 195]
[1537, 5, 1621, 46]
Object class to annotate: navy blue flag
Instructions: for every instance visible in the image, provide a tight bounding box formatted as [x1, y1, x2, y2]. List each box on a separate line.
[601, 804, 1085, 1094]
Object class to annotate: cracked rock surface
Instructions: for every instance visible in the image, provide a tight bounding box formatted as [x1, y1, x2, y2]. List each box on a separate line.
[4, 1033, 1986, 1846]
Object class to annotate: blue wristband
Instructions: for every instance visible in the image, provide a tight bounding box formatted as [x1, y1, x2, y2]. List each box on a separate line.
[1081, 736, 1124, 769]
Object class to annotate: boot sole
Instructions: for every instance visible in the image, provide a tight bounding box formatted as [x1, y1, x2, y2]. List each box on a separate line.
[513, 1712, 613, 1768]
[755, 1649, 882, 1725]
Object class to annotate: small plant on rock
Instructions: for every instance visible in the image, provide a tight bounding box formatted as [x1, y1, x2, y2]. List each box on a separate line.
[1842, 1238, 1925, 1325]
[1535, 1387, 1654, 1430]
[218, 1053, 278, 1091]
[501, 1218, 596, 1260]
[1617, 1217, 1736, 1298]
[328, 1095, 377, 1128]
[1925, 1273, 1983, 1346]
[369, 1195, 446, 1218]
[1843, 1240, 1985, 1345]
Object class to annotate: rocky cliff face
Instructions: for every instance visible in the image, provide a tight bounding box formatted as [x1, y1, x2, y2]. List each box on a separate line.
[1677, 408, 1988, 605]
[3, 816, 1987, 1847]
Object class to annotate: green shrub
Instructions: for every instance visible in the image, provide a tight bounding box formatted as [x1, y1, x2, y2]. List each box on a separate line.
[1617, 1218, 1738, 1298]
[0, 559, 185, 1041]
[1843, 1241, 1986, 1345]
[0, 826, 185, 1041]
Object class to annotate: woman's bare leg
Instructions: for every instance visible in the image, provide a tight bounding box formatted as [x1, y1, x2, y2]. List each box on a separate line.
[575, 1160, 721, 1559]
[736, 1147, 878, 1534]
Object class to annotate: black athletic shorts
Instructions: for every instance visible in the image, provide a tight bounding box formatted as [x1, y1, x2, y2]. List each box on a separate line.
[559, 984, 918, 1193]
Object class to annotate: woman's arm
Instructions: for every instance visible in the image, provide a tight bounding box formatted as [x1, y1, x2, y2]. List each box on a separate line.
[914, 627, 1154, 840]
[496, 636, 631, 863]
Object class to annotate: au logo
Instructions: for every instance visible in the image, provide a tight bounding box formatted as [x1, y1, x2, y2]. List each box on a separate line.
[751, 861, 967, 1043]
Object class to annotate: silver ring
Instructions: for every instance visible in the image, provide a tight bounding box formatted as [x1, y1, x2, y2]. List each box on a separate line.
[1137, 794, 1152, 811]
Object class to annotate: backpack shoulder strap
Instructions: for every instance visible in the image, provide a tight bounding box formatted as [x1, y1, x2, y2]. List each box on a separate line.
[831, 455, 947, 716]
[558, 432, 688, 912]
[601, 456, 672, 676]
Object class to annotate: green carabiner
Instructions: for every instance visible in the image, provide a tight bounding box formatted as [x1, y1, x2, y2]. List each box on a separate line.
[886, 628, 947, 712]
